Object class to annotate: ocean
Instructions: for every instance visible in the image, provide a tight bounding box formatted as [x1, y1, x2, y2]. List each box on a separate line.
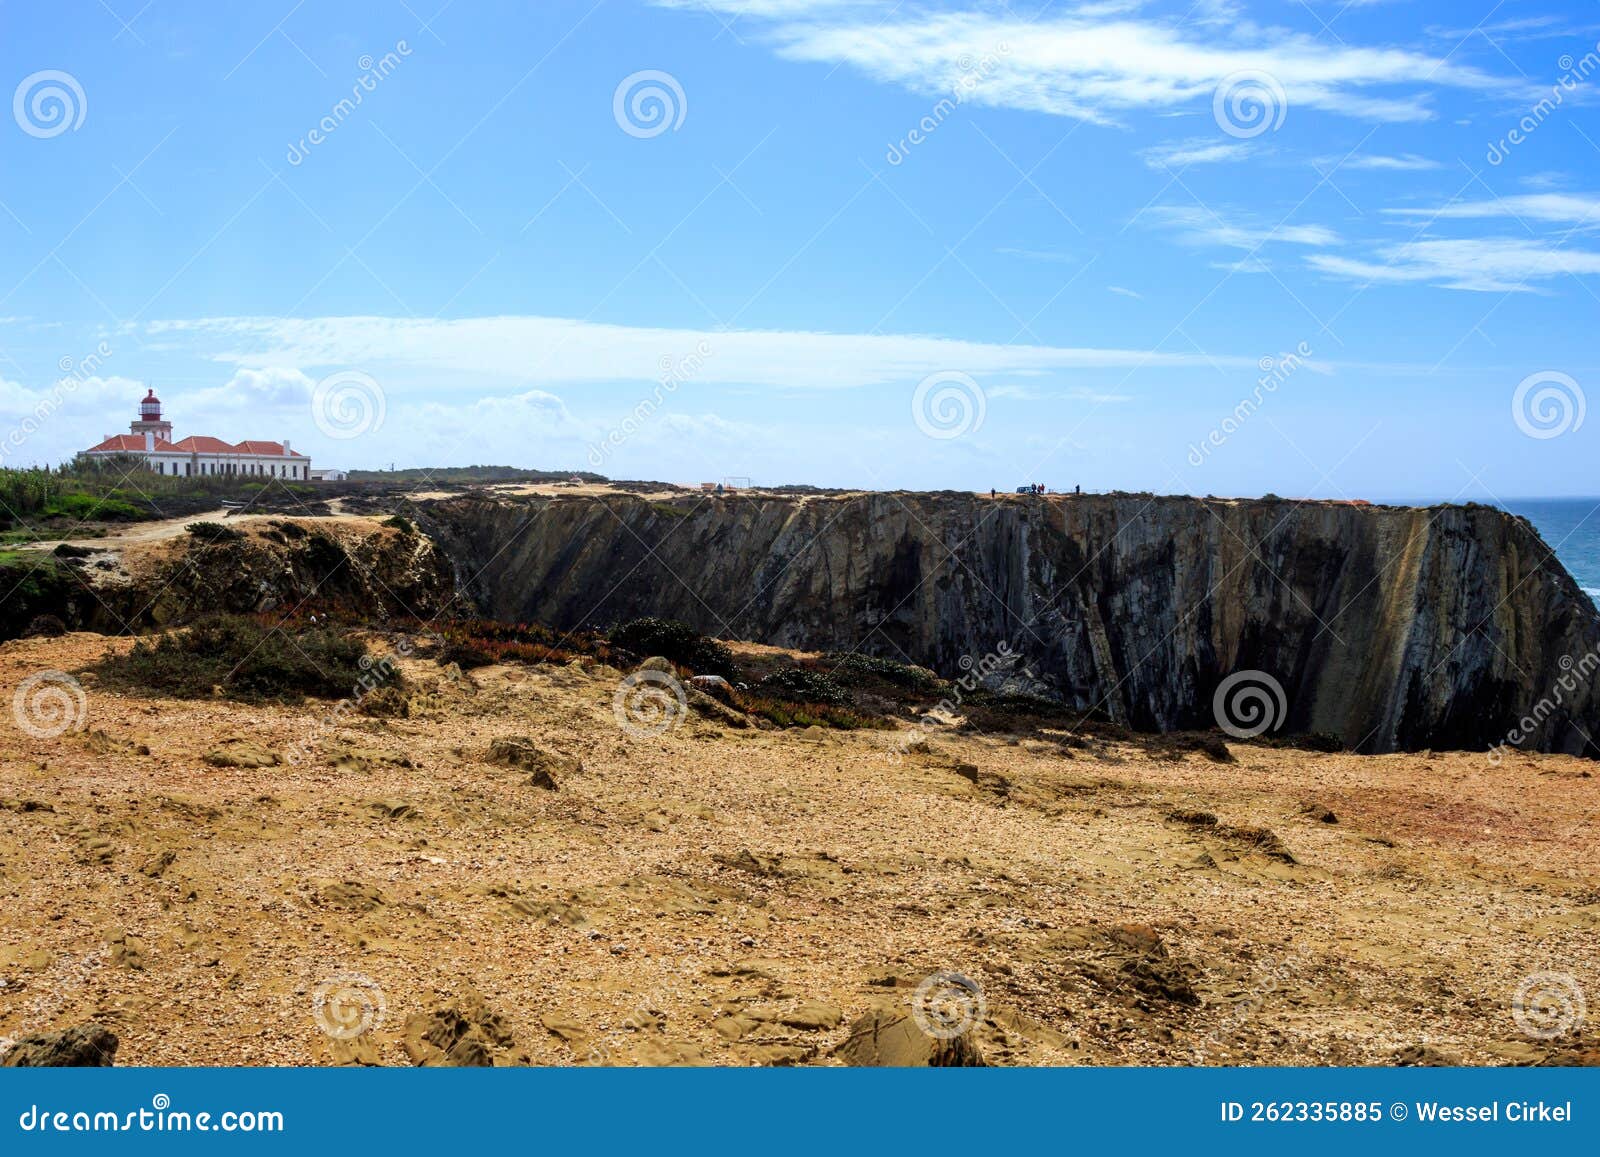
[1500, 498, 1600, 601]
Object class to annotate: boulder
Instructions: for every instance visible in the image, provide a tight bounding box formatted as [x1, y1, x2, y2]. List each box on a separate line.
[687, 688, 752, 729]
[403, 993, 514, 1067]
[488, 738, 581, 789]
[690, 675, 736, 705]
[1, 1024, 119, 1067]
[203, 737, 282, 769]
[834, 1008, 985, 1067]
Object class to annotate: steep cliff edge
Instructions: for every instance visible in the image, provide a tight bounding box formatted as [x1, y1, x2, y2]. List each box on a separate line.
[422, 491, 1600, 757]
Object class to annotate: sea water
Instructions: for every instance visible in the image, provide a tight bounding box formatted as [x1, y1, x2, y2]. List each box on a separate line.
[1500, 498, 1600, 603]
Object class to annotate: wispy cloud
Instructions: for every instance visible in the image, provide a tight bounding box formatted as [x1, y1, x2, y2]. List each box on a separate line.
[1145, 205, 1340, 249]
[1383, 193, 1600, 227]
[1139, 138, 1254, 170]
[658, 2, 1510, 125]
[1337, 153, 1443, 171]
[149, 314, 1271, 391]
[1308, 237, 1600, 292]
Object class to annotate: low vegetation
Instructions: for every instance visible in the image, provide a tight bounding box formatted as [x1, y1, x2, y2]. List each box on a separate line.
[608, 617, 737, 680]
[0, 461, 302, 535]
[437, 618, 618, 670]
[185, 521, 244, 545]
[732, 694, 893, 731]
[91, 614, 381, 702]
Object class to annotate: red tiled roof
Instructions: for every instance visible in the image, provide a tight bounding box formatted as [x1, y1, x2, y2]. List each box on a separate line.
[88, 434, 310, 459]
[86, 434, 176, 453]
[233, 440, 308, 458]
[170, 435, 236, 453]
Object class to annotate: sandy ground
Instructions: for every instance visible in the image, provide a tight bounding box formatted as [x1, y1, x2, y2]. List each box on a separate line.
[1, 631, 1596, 1068]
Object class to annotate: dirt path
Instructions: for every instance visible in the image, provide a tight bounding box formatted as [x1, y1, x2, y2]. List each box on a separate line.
[19, 508, 369, 553]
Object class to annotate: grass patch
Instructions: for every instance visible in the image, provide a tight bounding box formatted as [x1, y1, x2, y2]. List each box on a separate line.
[91, 615, 382, 702]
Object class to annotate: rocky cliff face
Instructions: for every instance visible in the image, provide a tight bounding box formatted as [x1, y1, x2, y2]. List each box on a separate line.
[2, 519, 455, 639]
[423, 492, 1600, 757]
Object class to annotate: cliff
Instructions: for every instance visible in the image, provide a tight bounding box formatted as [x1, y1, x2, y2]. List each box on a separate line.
[1, 517, 455, 638]
[421, 491, 1600, 757]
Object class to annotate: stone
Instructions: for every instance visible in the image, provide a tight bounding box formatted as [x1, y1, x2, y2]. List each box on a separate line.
[690, 674, 736, 704]
[687, 688, 752, 729]
[779, 1002, 844, 1031]
[834, 1008, 985, 1067]
[203, 737, 282, 769]
[1, 1024, 119, 1067]
[139, 849, 177, 878]
[488, 738, 581, 789]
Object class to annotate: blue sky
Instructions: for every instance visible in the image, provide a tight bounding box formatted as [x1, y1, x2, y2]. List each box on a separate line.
[1, 0, 1598, 497]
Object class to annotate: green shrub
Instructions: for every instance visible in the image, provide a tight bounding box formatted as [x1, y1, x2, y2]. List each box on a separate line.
[92, 615, 381, 702]
[381, 515, 415, 534]
[821, 651, 941, 691]
[756, 667, 850, 706]
[736, 695, 892, 731]
[186, 521, 244, 544]
[608, 617, 736, 679]
[43, 492, 142, 522]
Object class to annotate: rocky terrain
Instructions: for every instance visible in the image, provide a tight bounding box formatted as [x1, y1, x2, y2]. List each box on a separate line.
[4, 512, 454, 639]
[1, 622, 1596, 1068]
[424, 491, 1600, 756]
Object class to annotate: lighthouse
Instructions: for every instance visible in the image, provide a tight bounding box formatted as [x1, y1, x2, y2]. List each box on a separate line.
[129, 388, 173, 447]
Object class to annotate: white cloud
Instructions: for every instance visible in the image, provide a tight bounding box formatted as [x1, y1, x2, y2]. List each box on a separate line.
[1145, 206, 1340, 249]
[1308, 237, 1600, 292]
[1383, 193, 1600, 227]
[660, 3, 1508, 125]
[148, 314, 1272, 390]
[1139, 138, 1253, 169]
[1338, 153, 1443, 171]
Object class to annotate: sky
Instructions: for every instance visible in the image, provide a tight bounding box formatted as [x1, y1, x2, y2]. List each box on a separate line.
[1, 0, 1598, 498]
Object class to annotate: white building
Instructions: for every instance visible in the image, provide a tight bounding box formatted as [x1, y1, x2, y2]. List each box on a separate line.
[82, 390, 312, 480]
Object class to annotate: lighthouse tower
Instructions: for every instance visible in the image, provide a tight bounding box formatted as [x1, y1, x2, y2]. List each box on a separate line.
[129, 388, 173, 445]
